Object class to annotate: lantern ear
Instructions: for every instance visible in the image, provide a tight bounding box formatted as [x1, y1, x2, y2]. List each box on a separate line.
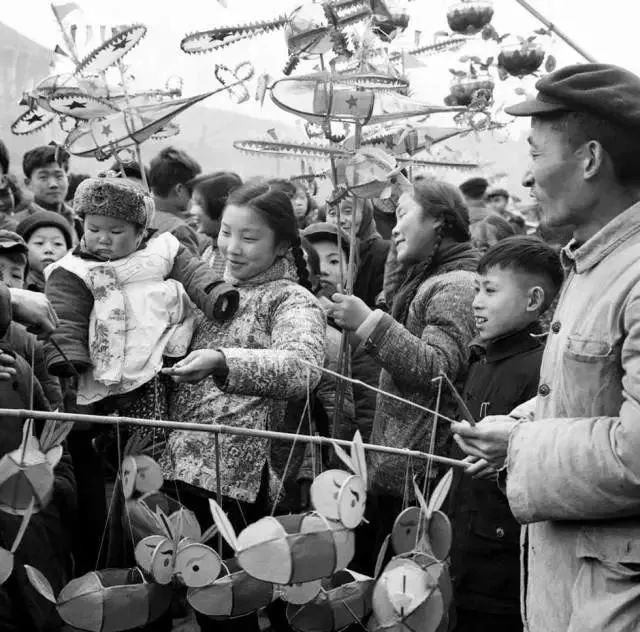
[351, 431, 367, 487]
[24, 565, 57, 603]
[412, 478, 429, 519]
[39, 420, 73, 453]
[45, 445, 63, 468]
[208, 499, 238, 552]
[427, 469, 453, 518]
[331, 440, 355, 474]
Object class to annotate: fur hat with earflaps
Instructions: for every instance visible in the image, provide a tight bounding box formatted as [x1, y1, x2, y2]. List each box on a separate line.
[73, 176, 155, 229]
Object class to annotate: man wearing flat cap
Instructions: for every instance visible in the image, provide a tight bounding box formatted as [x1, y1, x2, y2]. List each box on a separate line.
[452, 63, 640, 631]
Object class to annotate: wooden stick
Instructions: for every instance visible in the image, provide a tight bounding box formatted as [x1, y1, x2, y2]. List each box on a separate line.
[0, 409, 467, 468]
[513, 0, 597, 63]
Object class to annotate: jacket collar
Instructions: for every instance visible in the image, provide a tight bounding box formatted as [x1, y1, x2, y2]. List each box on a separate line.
[153, 195, 188, 219]
[561, 201, 640, 273]
[470, 325, 542, 364]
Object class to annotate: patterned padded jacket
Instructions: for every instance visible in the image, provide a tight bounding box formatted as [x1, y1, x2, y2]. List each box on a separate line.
[163, 255, 326, 504]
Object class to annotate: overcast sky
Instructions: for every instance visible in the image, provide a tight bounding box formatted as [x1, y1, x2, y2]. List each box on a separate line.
[2, 0, 637, 134]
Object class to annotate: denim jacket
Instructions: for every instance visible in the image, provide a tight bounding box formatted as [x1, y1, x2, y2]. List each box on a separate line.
[504, 202, 640, 631]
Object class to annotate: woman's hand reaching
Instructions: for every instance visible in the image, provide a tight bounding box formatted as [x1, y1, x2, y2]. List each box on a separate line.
[328, 293, 372, 331]
[162, 349, 226, 383]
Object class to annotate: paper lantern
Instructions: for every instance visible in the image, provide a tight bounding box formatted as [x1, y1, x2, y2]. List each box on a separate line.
[285, 3, 333, 58]
[187, 557, 274, 619]
[446, 0, 494, 35]
[236, 513, 355, 585]
[124, 494, 201, 543]
[370, 557, 446, 632]
[56, 568, 172, 632]
[287, 570, 375, 632]
[391, 507, 452, 563]
[63, 91, 216, 160]
[270, 77, 462, 126]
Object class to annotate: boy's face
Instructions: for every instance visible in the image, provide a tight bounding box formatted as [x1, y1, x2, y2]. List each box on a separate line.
[314, 239, 348, 295]
[26, 163, 69, 206]
[473, 266, 539, 342]
[27, 227, 68, 274]
[0, 254, 25, 288]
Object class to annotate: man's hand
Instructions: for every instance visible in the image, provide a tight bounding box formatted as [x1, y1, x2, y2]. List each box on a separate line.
[10, 289, 59, 338]
[328, 293, 372, 331]
[451, 416, 519, 470]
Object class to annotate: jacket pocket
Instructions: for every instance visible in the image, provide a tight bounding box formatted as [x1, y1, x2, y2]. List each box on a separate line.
[561, 336, 622, 417]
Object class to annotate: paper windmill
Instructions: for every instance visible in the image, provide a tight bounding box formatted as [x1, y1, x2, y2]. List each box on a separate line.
[0, 419, 73, 515]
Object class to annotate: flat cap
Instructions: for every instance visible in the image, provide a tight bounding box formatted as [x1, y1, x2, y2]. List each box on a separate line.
[505, 63, 640, 129]
[302, 222, 352, 259]
[0, 230, 27, 253]
[486, 187, 509, 199]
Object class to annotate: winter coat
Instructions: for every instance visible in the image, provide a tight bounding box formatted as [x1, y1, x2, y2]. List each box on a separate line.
[44, 232, 231, 403]
[350, 340, 379, 442]
[163, 255, 326, 504]
[448, 327, 543, 617]
[358, 243, 479, 496]
[503, 202, 640, 632]
[151, 196, 200, 256]
[354, 203, 390, 309]
[2, 322, 62, 410]
[0, 339, 75, 632]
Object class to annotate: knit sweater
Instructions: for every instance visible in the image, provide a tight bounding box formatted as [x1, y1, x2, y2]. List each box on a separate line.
[163, 256, 326, 504]
[362, 247, 479, 496]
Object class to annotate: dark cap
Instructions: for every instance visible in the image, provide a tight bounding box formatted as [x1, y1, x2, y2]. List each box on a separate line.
[302, 222, 352, 259]
[505, 64, 640, 129]
[486, 187, 509, 199]
[16, 210, 74, 250]
[0, 230, 28, 253]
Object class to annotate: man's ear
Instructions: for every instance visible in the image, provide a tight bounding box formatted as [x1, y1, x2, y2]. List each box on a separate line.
[527, 285, 545, 313]
[24, 177, 31, 189]
[582, 140, 606, 181]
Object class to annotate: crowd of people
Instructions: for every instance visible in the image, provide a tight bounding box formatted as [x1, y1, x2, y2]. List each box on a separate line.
[1, 61, 639, 632]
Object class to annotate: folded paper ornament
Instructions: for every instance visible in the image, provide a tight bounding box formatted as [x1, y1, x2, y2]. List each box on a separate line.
[311, 430, 367, 528]
[0, 419, 72, 515]
[25, 565, 172, 632]
[287, 569, 375, 632]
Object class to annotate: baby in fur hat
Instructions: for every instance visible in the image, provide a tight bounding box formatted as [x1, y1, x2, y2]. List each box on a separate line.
[43, 176, 238, 417]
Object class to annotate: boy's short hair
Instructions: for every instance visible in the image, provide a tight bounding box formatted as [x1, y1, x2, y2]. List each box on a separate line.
[148, 147, 201, 197]
[459, 177, 489, 200]
[23, 146, 70, 178]
[478, 236, 564, 310]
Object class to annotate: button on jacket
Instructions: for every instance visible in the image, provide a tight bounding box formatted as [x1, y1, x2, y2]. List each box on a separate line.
[505, 202, 640, 631]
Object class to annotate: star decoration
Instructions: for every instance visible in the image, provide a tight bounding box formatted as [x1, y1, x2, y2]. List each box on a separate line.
[101, 124, 113, 136]
[25, 113, 44, 124]
[346, 95, 358, 110]
[67, 100, 87, 110]
[112, 37, 130, 51]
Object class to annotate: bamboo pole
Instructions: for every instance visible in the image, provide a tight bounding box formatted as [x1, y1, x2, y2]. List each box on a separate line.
[0, 408, 467, 468]
[513, 0, 597, 63]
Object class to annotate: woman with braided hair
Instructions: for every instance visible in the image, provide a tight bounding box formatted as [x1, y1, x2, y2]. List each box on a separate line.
[160, 179, 325, 631]
[329, 177, 479, 566]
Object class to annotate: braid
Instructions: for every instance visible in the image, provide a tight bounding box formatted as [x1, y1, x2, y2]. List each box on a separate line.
[291, 235, 313, 292]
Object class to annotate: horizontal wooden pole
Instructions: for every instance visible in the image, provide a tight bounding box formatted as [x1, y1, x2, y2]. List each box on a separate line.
[0, 408, 467, 468]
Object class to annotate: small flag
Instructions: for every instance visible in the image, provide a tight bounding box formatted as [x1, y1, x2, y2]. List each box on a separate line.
[53, 44, 69, 58]
[414, 30, 421, 47]
[266, 128, 278, 141]
[50, 2, 80, 22]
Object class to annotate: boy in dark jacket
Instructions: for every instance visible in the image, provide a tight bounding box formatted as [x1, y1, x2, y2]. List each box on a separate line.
[449, 236, 563, 632]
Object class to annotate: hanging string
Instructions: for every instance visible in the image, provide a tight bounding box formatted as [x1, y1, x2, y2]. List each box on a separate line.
[299, 359, 459, 425]
[271, 369, 313, 517]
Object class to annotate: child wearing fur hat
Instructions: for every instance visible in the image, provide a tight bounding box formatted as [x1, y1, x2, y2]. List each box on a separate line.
[44, 176, 239, 418]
